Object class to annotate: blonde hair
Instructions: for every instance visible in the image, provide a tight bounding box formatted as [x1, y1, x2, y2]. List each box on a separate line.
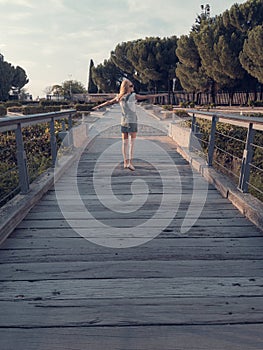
[117, 79, 132, 101]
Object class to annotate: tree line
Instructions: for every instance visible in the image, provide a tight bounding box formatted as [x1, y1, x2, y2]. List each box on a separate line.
[0, 54, 29, 101]
[89, 0, 263, 100]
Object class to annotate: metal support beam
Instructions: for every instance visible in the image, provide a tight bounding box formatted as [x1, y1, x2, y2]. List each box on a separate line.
[191, 113, 196, 133]
[207, 115, 217, 166]
[15, 123, 29, 194]
[68, 113, 74, 147]
[238, 122, 255, 193]
[68, 113, 73, 130]
[50, 117, 57, 167]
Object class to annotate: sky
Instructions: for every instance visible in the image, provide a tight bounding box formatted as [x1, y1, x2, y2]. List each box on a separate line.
[0, 0, 247, 99]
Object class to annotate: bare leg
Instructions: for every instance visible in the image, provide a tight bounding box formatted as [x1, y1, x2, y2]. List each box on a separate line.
[128, 132, 136, 170]
[122, 133, 129, 167]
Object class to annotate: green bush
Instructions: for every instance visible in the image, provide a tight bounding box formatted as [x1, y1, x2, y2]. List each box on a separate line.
[21, 106, 61, 114]
[0, 104, 7, 117]
[60, 104, 73, 110]
[44, 106, 61, 113]
[162, 105, 173, 111]
[40, 100, 67, 107]
[179, 101, 188, 108]
[4, 101, 22, 108]
[174, 109, 191, 118]
[22, 106, 45, 115]
[7, 106, 24, 113]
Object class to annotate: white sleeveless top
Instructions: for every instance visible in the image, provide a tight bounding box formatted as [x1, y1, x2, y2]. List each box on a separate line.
[119, 93, 137, 125]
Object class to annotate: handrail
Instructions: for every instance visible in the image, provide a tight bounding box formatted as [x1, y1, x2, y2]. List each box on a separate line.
[187, 109, 263, 129]
[0, 110, 76, 203]
[185, 109, 263, 197]
[0, 109, 76, 131]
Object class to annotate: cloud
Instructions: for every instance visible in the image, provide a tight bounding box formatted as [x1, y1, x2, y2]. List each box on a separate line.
[0, 0, 248, 98]
[0, 0, 35, 7]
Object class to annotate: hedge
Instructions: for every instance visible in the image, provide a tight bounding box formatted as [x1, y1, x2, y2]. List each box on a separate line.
[4, 101, 22, 108]
[74, 103, 96, 111]
[7, 107, 24, 113]
[40, 100, 68, 107]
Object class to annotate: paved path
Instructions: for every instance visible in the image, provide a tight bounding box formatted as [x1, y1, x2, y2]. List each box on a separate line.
[0, 106, 263, 350]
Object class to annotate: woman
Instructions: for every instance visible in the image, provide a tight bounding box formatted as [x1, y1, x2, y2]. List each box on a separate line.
[93, 79, 160, 171]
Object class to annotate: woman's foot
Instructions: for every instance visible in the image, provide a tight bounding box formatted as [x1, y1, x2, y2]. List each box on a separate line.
[123, 161, 128, 169]
[127, 163, 135, 171]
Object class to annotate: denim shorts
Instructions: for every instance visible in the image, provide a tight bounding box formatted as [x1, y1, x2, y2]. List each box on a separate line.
[121, 123, 138, 133]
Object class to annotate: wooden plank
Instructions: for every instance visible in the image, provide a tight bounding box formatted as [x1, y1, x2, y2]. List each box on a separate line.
[24, 209, 245, 220]
[16, 217, 254, 229]
[0, 325, 262, 350]
[1, 237, 263, 263]
[36, 192, 225, 200]
[1, 277, 263, 301]
[0, 260, 263, 281]
[0, 296, 263, 327]
[9, 225, 262, 238]
[2, 237, 263, 250]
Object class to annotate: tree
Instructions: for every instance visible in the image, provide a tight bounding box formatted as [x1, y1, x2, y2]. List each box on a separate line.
[91, 58, 122, 93]
[0, 60, 15, 101]
[176, 34, 210, 95]
[50, 84, 64, 98]
[110, 41, 136, 82]
[240, 25, 263, 83]
[87, 59, 98, 93]
[222, 0, 263, 33]
[44, 86, 53, 95]
[0, 55, 29, 101]
[195, 18, 244, 89]
[127, 37, 178, 92]
[11, 66, 29, 94]
[62, 80, 86, 98]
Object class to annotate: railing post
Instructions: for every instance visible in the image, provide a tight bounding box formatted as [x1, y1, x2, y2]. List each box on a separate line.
[15, 123, 30, 194]
[68, 113, 73, 130]
[50, 117, 57, 167]
[68, 113, 74, 147]
[238, 122, 255, 193]
[207, 115, 217, 166]
[191, 113, 196, 133]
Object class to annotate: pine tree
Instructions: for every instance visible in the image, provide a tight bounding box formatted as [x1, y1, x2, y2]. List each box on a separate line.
[240, 25, 263, 83]
[91, 59, 122, 93]
[176, 33, 210, 94]
[0, 60, 15, 101]
[0, 56, 28, 101]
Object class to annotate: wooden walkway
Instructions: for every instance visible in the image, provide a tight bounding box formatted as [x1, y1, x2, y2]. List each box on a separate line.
[0, 107, 263, 350]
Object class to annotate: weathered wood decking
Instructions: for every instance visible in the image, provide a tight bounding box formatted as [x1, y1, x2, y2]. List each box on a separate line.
[0, 107, 263, 350]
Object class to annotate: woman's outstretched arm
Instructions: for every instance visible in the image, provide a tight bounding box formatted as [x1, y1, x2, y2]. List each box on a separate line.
[92, 96, 118, 110]
[135, 93, 167, 101]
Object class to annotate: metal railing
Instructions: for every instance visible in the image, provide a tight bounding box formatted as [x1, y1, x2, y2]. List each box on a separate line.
[188, 109, 263, 199]
[0, 110, 76, 206]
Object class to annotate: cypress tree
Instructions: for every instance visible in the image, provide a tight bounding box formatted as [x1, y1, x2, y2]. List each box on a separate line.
[87, 59, 98, 93]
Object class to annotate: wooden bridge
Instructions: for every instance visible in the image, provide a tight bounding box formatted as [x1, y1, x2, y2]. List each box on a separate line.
[0, 105, 263, 350]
